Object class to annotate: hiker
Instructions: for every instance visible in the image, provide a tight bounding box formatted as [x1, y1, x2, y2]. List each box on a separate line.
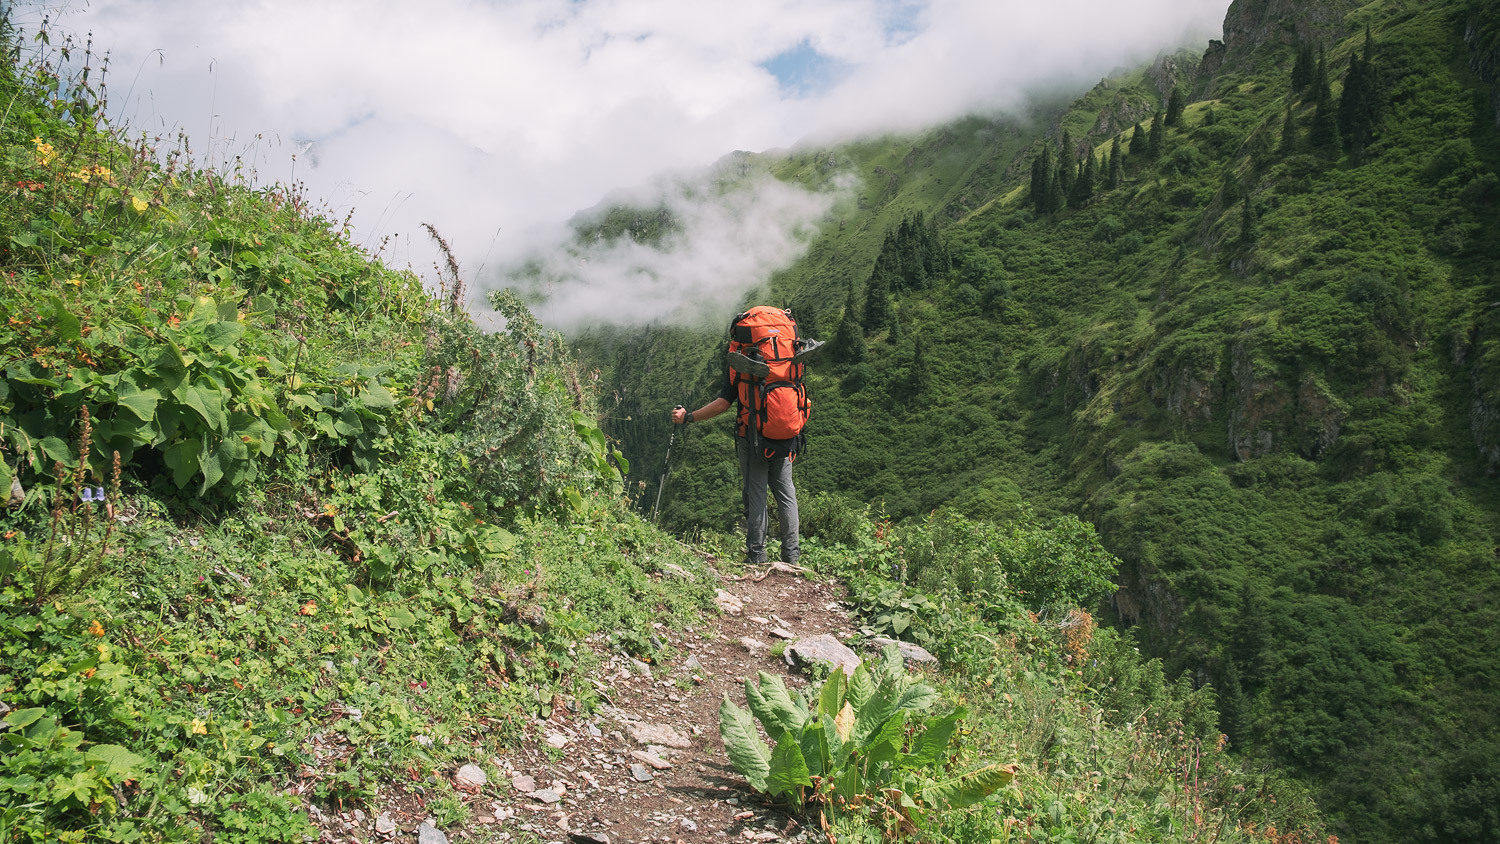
[671, 307, 820, 566]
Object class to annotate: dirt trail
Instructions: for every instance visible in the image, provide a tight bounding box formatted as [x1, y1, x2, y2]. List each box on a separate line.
[369, 564, 854, 844]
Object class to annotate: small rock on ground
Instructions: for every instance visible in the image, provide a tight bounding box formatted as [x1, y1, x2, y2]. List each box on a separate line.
[417, 822, 447, 844]
[454, 764, 487, 787]
[870, 636, 938, 664]
[627, 722, 691, 748]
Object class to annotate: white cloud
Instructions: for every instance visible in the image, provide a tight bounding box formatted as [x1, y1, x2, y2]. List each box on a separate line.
[25, 0, 1230, 326]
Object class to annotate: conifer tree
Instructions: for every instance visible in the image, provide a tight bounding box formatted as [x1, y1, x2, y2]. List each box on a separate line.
[1069, 149, 1096, 208]
[907, 338, 931, 398]
[832, 282, 865, 364]
[1030, 145, 1054, 213]
[1290, 44, 1315, 95]
[1308, 49, 1340, 154]
[1279, 100, 1298, 153]
[862, 260, 893, 334]
[1107, 135, 1123, 189]
[1204, 106, 1217, 126]
[1338, 29, 1380, 155]
[1129, 121, 1146, 158]
[1044, 164, 1064, 214]
[1147, 111, 1165, 159]
[888, 304, 902, 344]
[1057, 131, 1076, 197]
[1240, 195, 1256, 246]
[1165, 86, 1186, 126]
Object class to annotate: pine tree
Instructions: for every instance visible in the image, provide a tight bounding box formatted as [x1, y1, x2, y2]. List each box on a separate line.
[1290, 44, 1315, 95]
[1279, 100, 1298, 153]
[1069, 149, 1096, 208]
[862, 260, 893, 334]
[888, 304, 902, 344]
[1057, 131, 1076, 197]
[907, 338, 931, 398]
[1165, 86, 1186, 126]
[832, 283, 865, 365]
[1147, 111, 1165, 159]
[1128, 121, 1146, 158]
[1204, 105, 1216, 126]
[1338, 29, 1380, 155]
[1030, 145, 1054, 213]
[1308, 49, 1339, 154]
[1107, 135, 1123, 189]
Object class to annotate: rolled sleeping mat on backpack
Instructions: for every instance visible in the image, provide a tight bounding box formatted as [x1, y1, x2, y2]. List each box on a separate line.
[726, 350, 771, 378]
[791, 338, 826, 363]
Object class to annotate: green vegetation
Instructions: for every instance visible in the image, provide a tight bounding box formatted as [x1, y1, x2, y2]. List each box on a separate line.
[782, 497, 1325, 843]
[0, 19, 708, 842]
[588, 1, 1500, 840]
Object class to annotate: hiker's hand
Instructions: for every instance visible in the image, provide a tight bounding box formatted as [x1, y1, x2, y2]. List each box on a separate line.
[671, 406, 688, 425]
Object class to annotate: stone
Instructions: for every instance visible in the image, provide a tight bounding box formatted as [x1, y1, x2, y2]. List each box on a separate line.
[546, 731, 570, 749]
[739, 637, 767, 653]
[785, 634, 861, 676]
[662, 563, 694, 581]
[569, 834, 611, 844]
[375, 813, 397, 835]
[769, 627, 795, 640]
[714, 589, 744, 615]
[631, 750, 672, 770]
[683, 655, 703, 672]
[530, 788, 563, 804]
[870, 637, 938, 664]
[630, 763, 655, 782]
[627, 722, 691, 748]
[748, 616, 770, 624]
[511, 774, 537, 793]
[454, 764, 488, 788]
[587, 723, 603, 738]
[417, 822, 447, 844]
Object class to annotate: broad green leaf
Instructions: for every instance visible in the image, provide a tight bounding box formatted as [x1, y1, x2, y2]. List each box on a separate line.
[358, 381, 396, 410]
[846, 662, 876, 710]
[817, 667, 847, 718]
[86, 744, 146, 781]
[821, 711, 848, 769]
[894, 684, 939, 714]
[181, 383, 226, 434]
[745, 672, 808, 735]
[719, 695, 771, 793]
[345, 585, 366, 605]
[920, 763, 1017, 809]
[163, 437, 201, 488]
[797, 722, 827, 777]
[386, 606, 417, 630]
[864, 710, 907, 772]
[202, 320, 245, 350]
[906, 707, 966, 769]
[114, 376, 162, 422]
[334, 408, 363, 437]
[49, 297, 81, 343]
[0, 460, 12, 503]
[3, 707, 46, 729]
[766, 729, 813, 798]
[39, 436, 71, 465]
[198, 437, 225, 492]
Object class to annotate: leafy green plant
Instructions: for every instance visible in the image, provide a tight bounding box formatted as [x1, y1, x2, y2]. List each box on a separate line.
[718, 645, 1015, 835]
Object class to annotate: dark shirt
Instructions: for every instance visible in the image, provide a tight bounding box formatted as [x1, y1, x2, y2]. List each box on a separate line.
[717, 365, 736, 404]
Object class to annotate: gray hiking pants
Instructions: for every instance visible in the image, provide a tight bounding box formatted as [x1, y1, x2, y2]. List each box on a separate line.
[737, 438, 799, 564]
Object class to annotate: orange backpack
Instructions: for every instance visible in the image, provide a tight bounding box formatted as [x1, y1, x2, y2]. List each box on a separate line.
[727, 307, 813, 460]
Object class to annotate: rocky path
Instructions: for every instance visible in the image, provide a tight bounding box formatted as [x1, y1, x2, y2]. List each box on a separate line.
[348, 563, 858, 844]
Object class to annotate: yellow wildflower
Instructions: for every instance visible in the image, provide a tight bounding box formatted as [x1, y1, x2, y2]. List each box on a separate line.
[131, 195, 149, 212]
[72, 165, 112, 183]
[88, 620, 105, 637]
[32, 137, 55, 165]
[190, 718, 208, 735]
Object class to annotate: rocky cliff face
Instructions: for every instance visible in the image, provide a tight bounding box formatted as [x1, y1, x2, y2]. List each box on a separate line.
[1463, 7, 1500, 130]
[1217, 0, 1363, 71]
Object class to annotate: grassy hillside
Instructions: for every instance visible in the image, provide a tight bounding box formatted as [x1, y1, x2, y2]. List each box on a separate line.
[0, 14, 1333, 844]
[585, 1, 1500, 840]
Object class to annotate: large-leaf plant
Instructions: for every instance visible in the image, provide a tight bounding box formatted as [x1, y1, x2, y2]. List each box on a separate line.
[719, 645, 1015, 836]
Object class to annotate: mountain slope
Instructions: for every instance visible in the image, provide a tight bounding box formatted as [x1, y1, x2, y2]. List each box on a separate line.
[580, 1, 1500, 840]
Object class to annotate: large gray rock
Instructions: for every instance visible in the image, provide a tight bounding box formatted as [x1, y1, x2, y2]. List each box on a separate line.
[785, 634, 861, 676]
[870, 637, 938, 664]
[454, 763, 487, 787]
[417, 822, 447, 844]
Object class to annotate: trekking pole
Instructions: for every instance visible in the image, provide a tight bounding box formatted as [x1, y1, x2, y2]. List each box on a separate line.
[650, 406, 683, 523]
